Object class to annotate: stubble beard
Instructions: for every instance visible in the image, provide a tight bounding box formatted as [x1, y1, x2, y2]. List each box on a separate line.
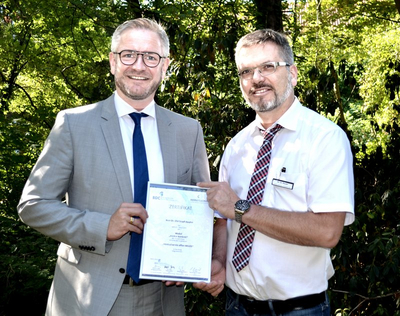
[115, 71, 163, 101]
[245, 73, 293, 113]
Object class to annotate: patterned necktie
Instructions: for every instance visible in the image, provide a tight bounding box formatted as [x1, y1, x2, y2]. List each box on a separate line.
[127, 112, 149, 283]
[232, 124, 283, 272]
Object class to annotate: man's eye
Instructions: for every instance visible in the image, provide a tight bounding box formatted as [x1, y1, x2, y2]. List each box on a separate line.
[145, 55, 157, 61]
[240, 69, 251, 75]
[122, 53, 135, 58]
[263, 63, 275, 70]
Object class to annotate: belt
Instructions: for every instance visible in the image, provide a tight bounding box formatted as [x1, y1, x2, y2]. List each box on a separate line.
[231, 288, 326, 314]
[123, 275, 155, 286]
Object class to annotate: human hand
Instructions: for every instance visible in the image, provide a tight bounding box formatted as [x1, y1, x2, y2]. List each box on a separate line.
[193, 259, 226, 297]
[197, 181, 239, 219]
[107, 203, 148, 241]
[163, 281, 184, 287]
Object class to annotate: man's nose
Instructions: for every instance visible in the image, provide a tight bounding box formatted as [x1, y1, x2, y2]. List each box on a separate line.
[131, 54, 147, 69]
[252, 68, 265, 81]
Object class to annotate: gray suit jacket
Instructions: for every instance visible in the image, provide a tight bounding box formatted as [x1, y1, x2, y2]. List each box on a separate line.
[17, 95, 210, 315]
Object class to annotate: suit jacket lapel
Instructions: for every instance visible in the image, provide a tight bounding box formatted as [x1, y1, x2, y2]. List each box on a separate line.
[155, 105, 177, 184]
[100, 96, 133, 202]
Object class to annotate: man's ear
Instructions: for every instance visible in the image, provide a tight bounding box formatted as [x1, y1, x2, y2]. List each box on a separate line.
[109, 52, 116, 75]
[161, 57, 171, 80]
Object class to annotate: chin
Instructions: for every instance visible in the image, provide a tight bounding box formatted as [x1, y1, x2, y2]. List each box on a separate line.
[250, 102, 279, 113]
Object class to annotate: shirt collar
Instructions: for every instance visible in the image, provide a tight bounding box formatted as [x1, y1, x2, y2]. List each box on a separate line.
[252, 97, 301, 137]
[114, 91, 156, 119]
[276, 97, 300, 132]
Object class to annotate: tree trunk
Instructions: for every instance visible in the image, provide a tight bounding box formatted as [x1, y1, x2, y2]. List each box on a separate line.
[253, 0, 283, 31]
[395, 0, 400, 15]
[126, 0, 142, 18]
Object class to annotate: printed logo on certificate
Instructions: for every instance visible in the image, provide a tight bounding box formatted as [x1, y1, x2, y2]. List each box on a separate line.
[139, 182, 214, 283]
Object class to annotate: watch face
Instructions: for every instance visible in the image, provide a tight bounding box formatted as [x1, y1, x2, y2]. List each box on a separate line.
[235, 200, 250, 211]
[235, 200, 250, 223]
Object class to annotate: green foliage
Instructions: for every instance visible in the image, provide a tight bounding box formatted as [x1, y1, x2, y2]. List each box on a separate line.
[0, 216, 57, 315]
[1, 0, 400, 315]
[289, 1, 400, 315]
[185, 284, 226, 315]
[150, 0, 257, 179]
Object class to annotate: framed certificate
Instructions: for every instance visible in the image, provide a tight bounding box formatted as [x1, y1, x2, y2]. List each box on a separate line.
[139, 182, 214, 283]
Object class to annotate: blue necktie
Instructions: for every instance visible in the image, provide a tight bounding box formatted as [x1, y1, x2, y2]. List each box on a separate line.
[127, 112, 149, 283]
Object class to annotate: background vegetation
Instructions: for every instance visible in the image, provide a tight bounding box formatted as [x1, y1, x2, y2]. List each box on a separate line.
[1, 0, 399, 315]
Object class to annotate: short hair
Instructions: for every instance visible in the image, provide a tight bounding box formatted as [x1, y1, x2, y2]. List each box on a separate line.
[111, 18, 170, 57]
[235, 29, 294, 65]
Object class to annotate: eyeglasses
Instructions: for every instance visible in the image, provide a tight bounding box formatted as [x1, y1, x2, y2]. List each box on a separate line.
[238, 61, 291, 80]
[113, 50, 167, 68]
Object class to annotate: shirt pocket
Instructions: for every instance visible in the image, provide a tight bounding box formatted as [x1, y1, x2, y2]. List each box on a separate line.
[268, 172, 308, 212]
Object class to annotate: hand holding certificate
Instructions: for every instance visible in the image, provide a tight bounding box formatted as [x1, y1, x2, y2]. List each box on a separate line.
[139, 182, 214, 283]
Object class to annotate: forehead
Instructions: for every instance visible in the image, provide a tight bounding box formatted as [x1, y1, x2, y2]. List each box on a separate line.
[117, 28, 162, 53]
[236, 42, 282, 69]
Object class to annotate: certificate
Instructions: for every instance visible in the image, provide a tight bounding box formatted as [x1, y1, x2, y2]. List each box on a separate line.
[139, 182, 214, 283]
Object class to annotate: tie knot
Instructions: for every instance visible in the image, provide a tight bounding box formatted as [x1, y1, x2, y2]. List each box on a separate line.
[261, 124, 283, 140]
[129, 112, 148, 125]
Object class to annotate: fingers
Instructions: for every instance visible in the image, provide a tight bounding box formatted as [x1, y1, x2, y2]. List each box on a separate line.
[123, 203, 147, 234]
[122, 202, 148, 224]
[193, 281, 224, 297]
[209, 283, 225, 297]
[197, 181, 220, 188]
[193, 258, 226, 296]
[202, 182, 238, 218]
[163, 281, 184, 287]
[107, 203, 148, 241]
[128, 216, 144, 232]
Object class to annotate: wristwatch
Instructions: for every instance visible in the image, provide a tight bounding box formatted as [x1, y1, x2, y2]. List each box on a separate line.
[234, 200, 251, 223]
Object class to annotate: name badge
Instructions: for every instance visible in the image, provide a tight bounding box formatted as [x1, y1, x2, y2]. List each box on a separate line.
[272, 178, 294, 190]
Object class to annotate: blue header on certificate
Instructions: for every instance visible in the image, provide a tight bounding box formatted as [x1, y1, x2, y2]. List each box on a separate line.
[149, 182, 208, 191]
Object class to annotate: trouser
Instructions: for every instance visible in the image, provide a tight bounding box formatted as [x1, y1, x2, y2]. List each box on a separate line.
[225, 287, 331, 316]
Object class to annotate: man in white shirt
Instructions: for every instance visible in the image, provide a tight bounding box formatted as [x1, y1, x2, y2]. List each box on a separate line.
[18, 18, 210, 315]
[195, 29, 354, 316]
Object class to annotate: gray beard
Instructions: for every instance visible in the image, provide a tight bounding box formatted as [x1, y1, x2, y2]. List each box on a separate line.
[248, 74, 293, 113]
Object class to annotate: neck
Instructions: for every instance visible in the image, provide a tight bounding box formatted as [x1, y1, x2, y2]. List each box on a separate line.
[258, 95, 295, 129]
[117, 91, 154, 112]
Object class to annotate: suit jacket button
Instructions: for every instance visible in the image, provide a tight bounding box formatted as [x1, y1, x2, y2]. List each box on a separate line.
[119, 268, 125, 274]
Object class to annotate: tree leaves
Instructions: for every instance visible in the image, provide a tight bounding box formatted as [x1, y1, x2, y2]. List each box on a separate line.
[1, 0, 400, 315]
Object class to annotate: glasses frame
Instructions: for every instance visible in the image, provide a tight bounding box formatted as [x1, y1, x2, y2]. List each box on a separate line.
[113, 50, 167, 68]
[238, 61, 291, 79]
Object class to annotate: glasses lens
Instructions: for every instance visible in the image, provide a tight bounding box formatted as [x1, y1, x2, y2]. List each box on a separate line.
[142, 53, 161, 67]
[120, 51, 137, 65]
[239, 63, 278, 79]
[260, 63, 277, 76]
[239, 69, 253, 79]
[119, 51, 162, 67]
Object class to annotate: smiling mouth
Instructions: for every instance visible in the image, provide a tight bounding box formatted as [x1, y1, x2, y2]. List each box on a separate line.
[252, 86, 273, 95]
[128, 75, 148, 80]
[253, 88, 269, 94]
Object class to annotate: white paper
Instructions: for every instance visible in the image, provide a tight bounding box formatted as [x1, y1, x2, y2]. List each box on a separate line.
[139, 182, 214, 283]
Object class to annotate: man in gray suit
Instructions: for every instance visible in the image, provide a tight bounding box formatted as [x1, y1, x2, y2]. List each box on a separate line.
[17, 18, 210, 316]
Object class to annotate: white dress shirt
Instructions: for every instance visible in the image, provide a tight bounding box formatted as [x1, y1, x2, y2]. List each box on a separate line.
[114, 92, 164, 200]
[220, 98, 355, 300]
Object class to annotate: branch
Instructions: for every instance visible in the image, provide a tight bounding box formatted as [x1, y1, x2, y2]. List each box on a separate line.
[61, 63, 86, 100]
[14, 83, 52, 129]
[331, 289, 400, 315]
[359, 11, 400, 24]
[329, 61, 348, 133]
